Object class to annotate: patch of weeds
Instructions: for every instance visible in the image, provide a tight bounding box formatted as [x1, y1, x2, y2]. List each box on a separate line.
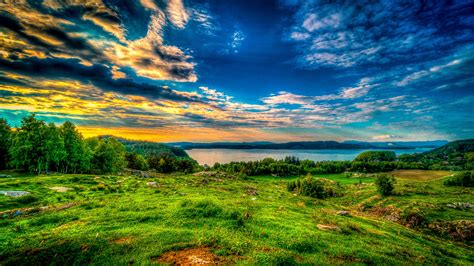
[16, 194, 39, 204]
[253, 249, 297, 265]
[29, 213, 79, 227]
[287, 237, 324, 253]
[81, 201, 105, 210]
[176, 199, 223, 218]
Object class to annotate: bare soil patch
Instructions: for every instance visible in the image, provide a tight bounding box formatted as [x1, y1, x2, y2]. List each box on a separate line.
[388, 170, 451, 181]
[153, 247, 229, 265]
[49, 186, 71, 192]
[110, 237, 134, 244]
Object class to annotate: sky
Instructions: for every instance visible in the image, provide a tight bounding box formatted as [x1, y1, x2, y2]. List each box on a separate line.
[0, 0, 473, 142]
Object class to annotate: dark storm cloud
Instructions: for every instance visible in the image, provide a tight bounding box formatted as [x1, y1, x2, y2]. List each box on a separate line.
[0, 57, 200, 102]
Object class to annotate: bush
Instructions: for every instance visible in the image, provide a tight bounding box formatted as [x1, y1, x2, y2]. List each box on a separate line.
[375, 174, 396, 196]
[287, 174, 341, 199]
[443, 171, 473, 187]
[176, 199, 223, 218]
[16, 194, 39, 204]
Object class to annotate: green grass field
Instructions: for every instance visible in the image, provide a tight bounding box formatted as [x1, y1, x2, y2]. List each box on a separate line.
[0, 170, 472, 265]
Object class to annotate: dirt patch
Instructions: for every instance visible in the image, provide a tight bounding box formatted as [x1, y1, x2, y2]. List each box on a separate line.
[153, 247, 229, 265]
[111, 237, 134, 244]
[388, 170, 451, 181]
[49, 186, 71, 192]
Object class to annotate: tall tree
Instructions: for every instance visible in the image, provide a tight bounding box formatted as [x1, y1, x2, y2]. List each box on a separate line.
[0, 118, 12, 170]
[10, 115, 48, 173]
[44, 123, 66, 172]
[60, 121, 90, 173]
[92, 137, 126, 174]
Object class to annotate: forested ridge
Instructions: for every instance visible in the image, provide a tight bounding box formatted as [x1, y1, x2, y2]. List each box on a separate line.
[0, 115, 197, 174]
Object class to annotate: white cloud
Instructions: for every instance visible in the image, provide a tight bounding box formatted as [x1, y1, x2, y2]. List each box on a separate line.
[167, 0, 189, 29]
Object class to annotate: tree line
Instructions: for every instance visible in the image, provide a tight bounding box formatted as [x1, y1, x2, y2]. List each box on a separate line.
[0, 115, 197, 174]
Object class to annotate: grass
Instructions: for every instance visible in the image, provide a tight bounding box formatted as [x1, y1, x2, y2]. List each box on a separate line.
[0, 170, 472, 265]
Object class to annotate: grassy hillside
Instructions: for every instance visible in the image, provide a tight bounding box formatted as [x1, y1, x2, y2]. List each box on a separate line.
[0, 170, 472, 264]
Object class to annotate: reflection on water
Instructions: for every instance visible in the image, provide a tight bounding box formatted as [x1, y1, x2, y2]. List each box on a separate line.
[187, 148, 431, 165]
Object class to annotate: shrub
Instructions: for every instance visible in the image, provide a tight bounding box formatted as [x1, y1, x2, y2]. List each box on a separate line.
[176, 199, 223, 218]
[287, 174, 340, 199]
[375, 174, 396, 196]
[16, 194, 39, 204]
[400, 208, 426, 228]
[443, 171, 473, 187]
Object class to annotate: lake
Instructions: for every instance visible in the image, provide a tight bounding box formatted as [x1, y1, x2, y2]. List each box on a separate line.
[187, 148, 431, 165]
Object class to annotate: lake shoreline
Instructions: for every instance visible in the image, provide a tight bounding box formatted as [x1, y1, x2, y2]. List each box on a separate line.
[187, 148, 431, 165]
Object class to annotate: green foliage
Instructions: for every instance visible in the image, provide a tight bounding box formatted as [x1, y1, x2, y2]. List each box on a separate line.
[16, 194, 39, 204]
[355, 151, 396, 162]
[0, 118, 12, 170]
[60, 121, 91, 173]
[374, 174, 396, 196]
[147, 154, 197, 173]
[176, 199, 223, 218]
[287, 173, 340, 199]
[443, 171, 473, 187]
[211, 157, 350, 177]
[400, 139, 474, 170]
[115, 137, 190, 158]
[125, 152, 148, 170]
[90, 137, 126, 174]
[9, 115, 49, 173]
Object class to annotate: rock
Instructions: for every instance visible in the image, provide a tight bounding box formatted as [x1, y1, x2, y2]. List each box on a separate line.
[140, 171, 150, 178]
[49, 186, 70, 192]
[317, 224, 342, 232]
[446, 202, 474, 210]
[337, 210, 350, 216]
[147, 181, 158, 187]
[0, 191, 30, 197]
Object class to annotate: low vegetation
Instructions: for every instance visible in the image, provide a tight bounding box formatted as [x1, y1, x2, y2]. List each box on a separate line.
[0, 170, 472, 264]
[444, 171, 473, 187]
[374, 174, 396, 196]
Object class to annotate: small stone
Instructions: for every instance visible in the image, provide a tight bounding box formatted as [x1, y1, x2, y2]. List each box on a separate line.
[337, 210, 350, 216]
[0, 191, 30, 197]
[147, 182, 158, 187]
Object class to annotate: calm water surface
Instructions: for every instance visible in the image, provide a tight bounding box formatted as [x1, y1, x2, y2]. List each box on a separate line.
[187, 148, 431, 165]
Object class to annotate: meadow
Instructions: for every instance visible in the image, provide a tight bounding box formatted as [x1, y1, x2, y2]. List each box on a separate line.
[0, 170, 472, 265]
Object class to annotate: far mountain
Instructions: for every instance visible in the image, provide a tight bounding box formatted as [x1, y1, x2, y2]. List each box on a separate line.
[170, 140, 448, 150]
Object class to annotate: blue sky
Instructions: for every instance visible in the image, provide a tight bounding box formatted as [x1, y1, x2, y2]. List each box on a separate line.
[0, 0, 472, 142]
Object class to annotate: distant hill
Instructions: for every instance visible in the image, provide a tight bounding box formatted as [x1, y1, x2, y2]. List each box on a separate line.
[173, 140, 448, 150]
[399, 139, 474, 170]
[100, 136, 190, 158]
[422, 139, 474, 158]
[343, 140, 448, 149]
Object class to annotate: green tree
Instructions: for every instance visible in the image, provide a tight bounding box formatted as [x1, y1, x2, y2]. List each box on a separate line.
[375, 174, 396, 196]
[60, 121, 90, 173]
[92, 137, 126, 174]
[0, 118, 12, 170]
[125, 152, 148, 170]
[10, 115, 48, 173]
[44, 123, 66, 172]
